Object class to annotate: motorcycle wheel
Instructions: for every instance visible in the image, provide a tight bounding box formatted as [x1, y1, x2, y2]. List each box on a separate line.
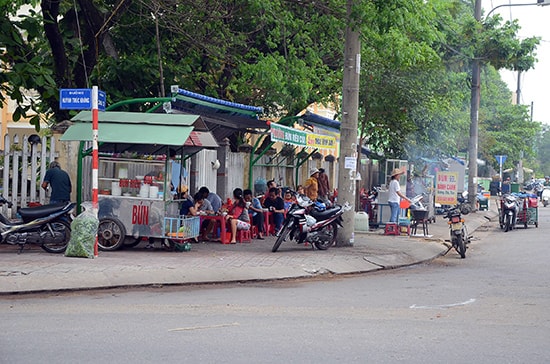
[97, 217, 127, 251]
[504, 214, 512, 232]
[456, 233, 466, 259]
[314, 221, 338, 250]
[41, 221, 71, 254]
[272, 220, 294, 253]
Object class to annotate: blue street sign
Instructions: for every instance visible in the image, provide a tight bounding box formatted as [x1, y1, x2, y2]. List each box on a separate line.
[60, 89, 92, 109]
[60, 88, 106, 110]
[98, 90, 106, 111]
[495, 155, 507, 166]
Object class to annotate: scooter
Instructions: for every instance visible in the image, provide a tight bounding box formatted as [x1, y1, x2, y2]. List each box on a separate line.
[499, 193, 519, 232]
[0, 195, 75, 253]
[541, 188, 550, 207]
[272, 191, 351, 252]
[444, 201, 471, 259]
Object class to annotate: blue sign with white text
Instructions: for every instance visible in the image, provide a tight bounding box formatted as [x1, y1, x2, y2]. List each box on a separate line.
[60, 88, 106, 110]
[60, 89, 92, 110]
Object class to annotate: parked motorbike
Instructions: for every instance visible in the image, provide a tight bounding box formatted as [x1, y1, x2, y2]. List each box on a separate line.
[444, 200, 471, 259]
[0, 195, 75, 253]
[541, 188, 550, 207]
[272, 191, 351, 252]
[499, 193, 519, 232]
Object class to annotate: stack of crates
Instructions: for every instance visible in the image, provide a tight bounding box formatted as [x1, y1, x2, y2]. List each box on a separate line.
[398, 217, 411, 236]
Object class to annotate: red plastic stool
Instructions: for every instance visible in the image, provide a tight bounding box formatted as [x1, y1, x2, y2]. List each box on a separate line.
[250, 225, 259, 239]
[236, 229, 252, 243]
[384, 222, 400, 236]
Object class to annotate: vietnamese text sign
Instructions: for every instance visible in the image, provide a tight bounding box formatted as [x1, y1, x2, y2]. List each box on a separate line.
[270, 123, 306, 146]
[60, 88, 92, 109]
[435, 171, 458, 205]
[306, 134, 336, 149]
[270, 123, 336, 149]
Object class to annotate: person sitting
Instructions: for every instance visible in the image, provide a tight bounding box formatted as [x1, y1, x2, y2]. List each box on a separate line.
[225, 188, 251, 244]
[263, 187, 285, 233]
[283, 189, 294, 212]
[304, 168, 319, 201]
[192, 192, 215, 240]
[244, 189, 265, 239]
[178, 185, 194, 216]
[198, 186, 222, 213]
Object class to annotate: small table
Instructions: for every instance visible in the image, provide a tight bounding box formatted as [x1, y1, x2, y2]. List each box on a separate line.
[199, 214, 229, 244]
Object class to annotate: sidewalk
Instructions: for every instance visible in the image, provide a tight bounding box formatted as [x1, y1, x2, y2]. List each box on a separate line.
[0, 209, 497, 295]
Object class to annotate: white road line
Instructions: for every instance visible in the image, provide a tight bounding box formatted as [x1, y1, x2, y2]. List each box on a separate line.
[410, 298, 476, 309]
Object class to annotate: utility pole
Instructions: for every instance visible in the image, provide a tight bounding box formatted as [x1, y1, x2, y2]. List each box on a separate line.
[336, 0, 360, 246]
[467, 0, 482, 211]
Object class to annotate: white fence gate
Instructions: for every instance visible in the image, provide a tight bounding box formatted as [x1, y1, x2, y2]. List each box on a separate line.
[1, 134, 57, 218]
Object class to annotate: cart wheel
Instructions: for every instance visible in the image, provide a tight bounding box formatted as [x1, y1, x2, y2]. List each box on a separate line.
[98, 217, 126, 251]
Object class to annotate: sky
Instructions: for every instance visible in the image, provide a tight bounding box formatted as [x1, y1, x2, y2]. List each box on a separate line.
[485, 0, 550, 124]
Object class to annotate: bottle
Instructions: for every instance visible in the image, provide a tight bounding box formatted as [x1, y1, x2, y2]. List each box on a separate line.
[349, 232, 355, 245]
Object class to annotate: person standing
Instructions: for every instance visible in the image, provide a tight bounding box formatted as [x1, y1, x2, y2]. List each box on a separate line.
[41, 161, 72, 204]
[388, 168, 410, 223]
[317, 168, 330, 200]
[304, 168, 319, 201]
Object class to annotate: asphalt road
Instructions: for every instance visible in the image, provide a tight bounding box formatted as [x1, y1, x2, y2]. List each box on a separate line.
[1, 207, 548, 363]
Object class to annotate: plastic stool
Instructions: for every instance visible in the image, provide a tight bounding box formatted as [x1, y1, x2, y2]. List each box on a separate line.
[250, 225, 259, 239]
[384, 222, 400, 236]
[399, 224, 411, 236]
[236, 229, 252, 243]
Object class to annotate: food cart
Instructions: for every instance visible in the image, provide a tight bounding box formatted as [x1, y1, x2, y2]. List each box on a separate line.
[515, 193, 538, 228]
[61, 111, 219, 250]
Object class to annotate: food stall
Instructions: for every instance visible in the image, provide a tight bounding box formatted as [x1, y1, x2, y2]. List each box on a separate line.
[61, 111, 219, 251]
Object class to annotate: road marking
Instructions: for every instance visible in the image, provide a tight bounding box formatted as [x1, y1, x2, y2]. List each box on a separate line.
[409, 298, 476, 309]
[169, 322, 240, 331]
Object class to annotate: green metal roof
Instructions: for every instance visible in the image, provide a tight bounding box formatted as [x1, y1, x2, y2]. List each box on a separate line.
[60, 122, 193, 146]
[70, 111, 201, 126]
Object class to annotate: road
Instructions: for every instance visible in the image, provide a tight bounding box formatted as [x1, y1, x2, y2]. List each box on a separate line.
[1, 207, 549, 363]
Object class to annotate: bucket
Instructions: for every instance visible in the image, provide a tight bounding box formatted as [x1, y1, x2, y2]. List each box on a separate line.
[111, 182, 122, 196]
[149, 186, 159, 199]
[354, 211, 369, 232]
[139, 184, 150, 198]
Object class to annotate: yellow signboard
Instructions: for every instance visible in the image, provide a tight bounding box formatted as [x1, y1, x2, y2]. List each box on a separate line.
[435, 171, 458, 205]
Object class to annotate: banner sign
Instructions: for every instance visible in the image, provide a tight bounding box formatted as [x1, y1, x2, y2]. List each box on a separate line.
[435, 171, 458, 205]
[306, 134, 336, 149]
[270, 123, 336, 149]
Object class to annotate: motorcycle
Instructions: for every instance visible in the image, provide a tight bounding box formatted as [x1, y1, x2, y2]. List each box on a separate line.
[272, 191, 351, 252]
[444, 201, 471, 259]
[0, 195, 75, 253]
[499, 193, 519, 232]
[541, 187, 550, 207]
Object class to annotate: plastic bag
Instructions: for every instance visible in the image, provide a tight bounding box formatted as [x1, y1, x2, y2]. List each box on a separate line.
[65, 204, 98, 259]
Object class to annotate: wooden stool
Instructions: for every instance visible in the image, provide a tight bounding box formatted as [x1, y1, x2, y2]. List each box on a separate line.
[384, 222, 400, 236]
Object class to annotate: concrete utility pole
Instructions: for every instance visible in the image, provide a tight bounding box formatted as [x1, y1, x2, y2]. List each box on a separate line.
[336, 0, 360, 246]
[467, 0, 482, 211]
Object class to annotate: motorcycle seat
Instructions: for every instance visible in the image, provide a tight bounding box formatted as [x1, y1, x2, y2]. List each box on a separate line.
[310, 206, 340, 221]
[18, 203, 69, 220]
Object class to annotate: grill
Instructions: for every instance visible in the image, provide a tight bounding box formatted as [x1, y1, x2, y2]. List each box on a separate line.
[412, 209, 428, 220]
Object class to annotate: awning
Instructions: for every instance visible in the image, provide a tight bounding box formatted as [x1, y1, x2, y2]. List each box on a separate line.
[61, 122, 193, 146]
[61, 111, 218, 154]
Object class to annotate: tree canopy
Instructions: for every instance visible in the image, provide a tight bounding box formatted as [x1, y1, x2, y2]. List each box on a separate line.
[0, 0, 544, 175]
